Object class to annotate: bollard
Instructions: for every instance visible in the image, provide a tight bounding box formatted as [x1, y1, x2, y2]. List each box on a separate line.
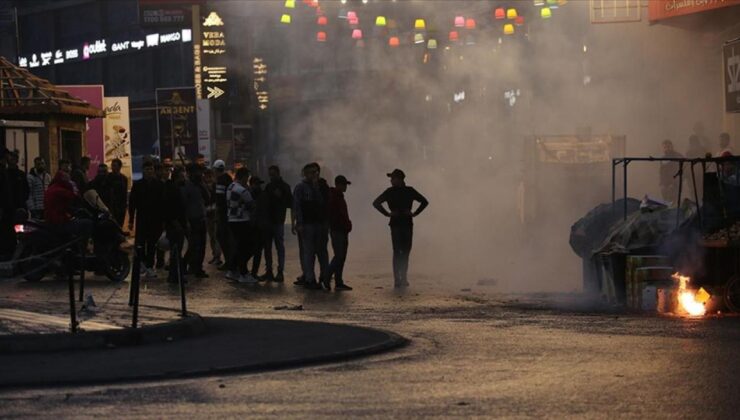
[78, 241, 86, 302]
[130, 245, 143, 328]
[173, 243, 187, 317]
[66, 249, 78, 333]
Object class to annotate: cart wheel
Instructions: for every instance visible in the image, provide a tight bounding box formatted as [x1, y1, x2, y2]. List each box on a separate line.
[725, 276, 740, 313]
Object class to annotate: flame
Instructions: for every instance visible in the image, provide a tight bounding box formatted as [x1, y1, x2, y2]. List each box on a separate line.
[671, 273, 707, 317]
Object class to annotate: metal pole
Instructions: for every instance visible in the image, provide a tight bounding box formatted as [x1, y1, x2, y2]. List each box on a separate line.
[691, 163, 702, 229]
[623, 160, 628, 221]
[611, 159, 616, 215]
[676, 162, 684, 228]
[175, 243, 187, 317]
[67, 250, 78, 333]
[78, 241, 85, 302]
[131, 245, 144, 328]
[128, 245, 141, 307]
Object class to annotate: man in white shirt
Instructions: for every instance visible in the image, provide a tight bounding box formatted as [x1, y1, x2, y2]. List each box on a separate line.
[226, 167, 258, 284]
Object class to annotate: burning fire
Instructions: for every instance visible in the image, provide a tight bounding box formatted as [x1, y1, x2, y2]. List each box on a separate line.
[672, 273, 709, 317]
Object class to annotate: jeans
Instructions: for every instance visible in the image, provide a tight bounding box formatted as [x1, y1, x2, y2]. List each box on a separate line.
[166, 222, 185, 282]
[328, 230, 349, 284]
[230, 222, 255, 275]
[217, 213, 234, 270]
[206, 211, 221, 261]
[300, 223, 330, 283]
[185, 218, 207, 273]
[264, 224, 286, 274]
[134, 220, 162, 269]
[391, 224, 413, 285]
[249, 225, 265, 276]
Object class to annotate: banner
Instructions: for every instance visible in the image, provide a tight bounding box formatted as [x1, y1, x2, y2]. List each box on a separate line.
[103, 97, 133, 180]
[726, 38, 740, 113]
[196, 99, 212, 162]
[156, 87, 198, 162]
[648, 0, 740, 21]
[58, 85, 104, 179]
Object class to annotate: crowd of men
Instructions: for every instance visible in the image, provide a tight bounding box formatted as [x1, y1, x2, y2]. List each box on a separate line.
[0, 147, 430, 290]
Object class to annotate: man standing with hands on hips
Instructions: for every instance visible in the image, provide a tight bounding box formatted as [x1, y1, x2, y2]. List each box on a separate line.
[373, 169, 429, 289]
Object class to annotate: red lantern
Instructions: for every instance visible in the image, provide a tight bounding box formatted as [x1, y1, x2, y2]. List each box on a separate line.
[494, 8, 505, 20]
[348, 16, 359, 25]
[317, 16, 328, 25]
[389, 36, 400, 47]
[449, 30, 459, 42]
[347, 11, 357, 20]
[515, 16, 524, 26]
[309, 0, 318, 7]
[352, 29, 362, 39]
[465, 18, 476, 29]
[317, 31, 327, 42]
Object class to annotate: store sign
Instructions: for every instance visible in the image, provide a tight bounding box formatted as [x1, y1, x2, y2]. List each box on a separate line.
[199, 10, 228, 102]
[140, 4, 192, 27]
[18, 30, 191, 68]
[252, 57, 269, 111]
[103, 97, 133, 181]
[156, 87, 199, 161]
[725, 38, 740, 113]
[648, 0, 740, 21]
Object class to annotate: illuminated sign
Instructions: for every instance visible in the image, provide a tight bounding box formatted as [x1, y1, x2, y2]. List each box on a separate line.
[83, 39, 107, 60]
[146, 33, 159, 47]
[53, 50, 64, 64]
[252, 57, 269, 111]
[160, 31, 181, 44]
[199, 9, 229, 102]
[65, 49, 79, 60]
[18, 57, 27, 67]
[40, 52, 52, 66]
[203, 11, 224, 27]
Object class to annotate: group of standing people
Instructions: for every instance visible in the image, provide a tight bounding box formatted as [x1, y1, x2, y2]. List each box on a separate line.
[659, 132, 735, 204]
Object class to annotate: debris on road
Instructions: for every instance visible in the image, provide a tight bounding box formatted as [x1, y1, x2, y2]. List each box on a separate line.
[274, 304, 303, 311]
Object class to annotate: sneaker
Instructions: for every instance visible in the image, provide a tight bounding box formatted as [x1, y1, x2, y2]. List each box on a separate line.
[294, 275, 307, 286]
[238, 274, 259, 284]
[274, 272, 285, 283]
[335, 283, 353, 291]
[320, 277, 331, 291]
[225, 271, 240, 281]
[260, 272, 275, 282]
[145, 268, 158, 279]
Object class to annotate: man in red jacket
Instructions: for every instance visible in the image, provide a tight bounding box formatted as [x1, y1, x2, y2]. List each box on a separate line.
[326, 175, 353, 291]
[44, 170, 92, 239]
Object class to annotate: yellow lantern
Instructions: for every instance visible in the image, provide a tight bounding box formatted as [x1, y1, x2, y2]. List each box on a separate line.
[503, 23, 514, 35]
[414, 19, 425, 30]
[376, 16, 386, 26]
[280, 14, 291, 24]
[507, 8, 517, 20]
[427, 39, 437, 49]
[414, 33, 424, 44]
[541, 7, 552, 19]
[285, 0, 295, 8]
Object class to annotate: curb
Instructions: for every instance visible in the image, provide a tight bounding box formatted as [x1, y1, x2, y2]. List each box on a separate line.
[0, 313, 207, 354]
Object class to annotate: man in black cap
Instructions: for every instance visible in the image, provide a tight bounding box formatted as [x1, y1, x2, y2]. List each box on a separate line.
[372, 169, 429, 288]
[326, 175, 353, 291]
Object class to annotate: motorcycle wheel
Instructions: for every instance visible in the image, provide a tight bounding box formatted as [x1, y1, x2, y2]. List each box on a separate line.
[105, 249, 131, 283]
[724, 276, 740, 313]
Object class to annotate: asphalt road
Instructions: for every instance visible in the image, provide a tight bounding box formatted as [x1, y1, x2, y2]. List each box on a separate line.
[1, 246, 739, 418]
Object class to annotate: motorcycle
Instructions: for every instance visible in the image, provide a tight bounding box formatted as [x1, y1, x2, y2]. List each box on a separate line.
[12, 190, 131, 282]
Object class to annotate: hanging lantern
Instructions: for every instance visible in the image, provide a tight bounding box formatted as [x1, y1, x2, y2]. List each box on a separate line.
[494, 8, 505, 20]
[415, 19, 426, 30]
[465, 18, 476, 29]
[309, 0, 319, 7]
[533, 0, 545, 5]
[346, 11, 357, 20]
[349, 16, 359, 25]
[503, 23, 514, 35]
[454, 16, 465, 27]
[414, 33, 424, 44]
[317, 31, 327, 42]
[427, 39, 437, 49]
[449, 30, 459, 42]
[541, 7, 552, 19]
[376, 16, 386, 26]
[352, 28, 363, 39]
[317, 16, 328, 25]
[280, 14, 291, 24]
[389, 36, 400, 47]
[285, 0, 295, 8]
[515, 16, 524, 26]
[507, 9, 518, 20]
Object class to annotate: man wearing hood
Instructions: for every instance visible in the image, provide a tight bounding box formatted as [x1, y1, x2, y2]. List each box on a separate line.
[44, 170, 92, 239]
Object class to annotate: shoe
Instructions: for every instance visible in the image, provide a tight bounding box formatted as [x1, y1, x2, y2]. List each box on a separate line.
[225, 271, 240, 281]
[304, 281, 322, 290]
[145, 268, 158, 279]
[320, 277, 331, 291]
[335, 283, 353, 291]
[260, 272, 275, 282]
[238, 274, 259, 284]
[274, 272, 285, 283]
[294, 275, 307, 286]
[394, 281, 410, 289]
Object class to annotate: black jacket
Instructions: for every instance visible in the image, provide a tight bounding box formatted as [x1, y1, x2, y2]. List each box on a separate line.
[128, 177, 165, 226]
[264, 178, 293, 225]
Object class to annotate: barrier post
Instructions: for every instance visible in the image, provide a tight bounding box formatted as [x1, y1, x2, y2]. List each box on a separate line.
[78, 241, 86, 302]
[130, 245, 143, 328]
[174, 243, 187, 317]
[66, 249, 78, 333]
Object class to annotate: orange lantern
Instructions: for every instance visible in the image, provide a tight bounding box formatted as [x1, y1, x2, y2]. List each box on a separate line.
[317, 31, 327, 42]
[317, 16, 328, 25]
[494, 8, 505, 20]
[389, 36, 400, 47]
[465, 18, 476, 29]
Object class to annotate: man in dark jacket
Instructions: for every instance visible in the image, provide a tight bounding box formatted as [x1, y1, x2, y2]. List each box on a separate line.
[213, 160, 234, 271]
[372, 169, 429, 288]
[181, 163, 208, 278]
[248, 176, 268, 279]
[262, 165, 293, 282]
[89, 164, 108, 197]
[128, 161, 164, 278]
[327, 175, 353, 291]
[106, 158, 128, 229]
[293, 163, 328, 289]
[6, 151, 29, 212]
[71, 156, 91, 192]
[163, 166, 187, 283]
